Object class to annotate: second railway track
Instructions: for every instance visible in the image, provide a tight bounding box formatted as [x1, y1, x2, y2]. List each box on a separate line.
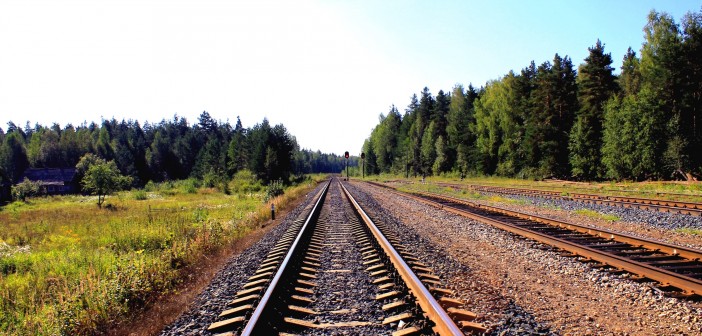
[206, 178, 485, 336]
[368, 181, 702, 299]
[434, 182, 702, 216]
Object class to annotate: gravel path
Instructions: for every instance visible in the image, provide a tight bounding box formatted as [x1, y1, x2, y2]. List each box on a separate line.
[353, 181, 702, 335]
[159, 183, 325, 335]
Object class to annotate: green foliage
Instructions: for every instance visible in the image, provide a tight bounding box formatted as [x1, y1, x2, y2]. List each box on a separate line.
[368, 106, 401, 173]
[264, 179, 284, 202]
[358, 8, 702, 182]
[574, 208, 620, 221]
[11, 178, 40, 202]
[420, 121, 438, 176]
[229, 169, 263, 194]
[0, 177, 316, 335]
[79, 155, 133, 207]
[447, 84, 478, 176]
[569, 40, 618, 180]
[602, 88, 665, 180]
[0, 113, 343, 207]
[177, 178, 200, 194]
[674, 227, 702, 236]
[133, 189, 148, 200]
[0, 131, 29, 183]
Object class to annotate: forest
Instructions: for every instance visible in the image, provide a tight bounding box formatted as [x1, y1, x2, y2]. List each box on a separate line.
[362, 9, 702, 181]
[0, 112, 350, 193]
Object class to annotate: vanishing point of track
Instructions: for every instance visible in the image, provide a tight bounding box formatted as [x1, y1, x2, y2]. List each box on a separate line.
[368, 181, 702, 298]
[207, 178, 485, 336]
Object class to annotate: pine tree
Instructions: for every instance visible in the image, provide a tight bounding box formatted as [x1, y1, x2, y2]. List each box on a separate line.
[400, 94, 421, 177]
[525, 54, 577, 178]
[620, 48, 642, 96]
[227, 116, 249, 176]
[420, 121, 437, 177]
[371, 106, 401, 173]
[641, 10, 688, 179]
[0, 131, 29, 183]
[96, 126, 114, 160]
[432, 135, 449, 175]
[446, 84, 476, 174]
[432, 90, 450, 140]
[409, 88, 434, 176]
[569, 40, 618, 180]
[680, 10, 702, 176]
[602, 88, 665, 180]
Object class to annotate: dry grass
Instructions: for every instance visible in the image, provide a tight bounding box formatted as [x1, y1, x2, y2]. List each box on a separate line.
[574, 208, 620, 222]
[0, 177, 317, 335]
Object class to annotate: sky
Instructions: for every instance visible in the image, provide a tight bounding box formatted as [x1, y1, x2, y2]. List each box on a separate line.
[0, 0, 700, 155]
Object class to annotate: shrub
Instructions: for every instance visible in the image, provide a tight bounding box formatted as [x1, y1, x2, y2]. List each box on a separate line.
[144, 181, 157, 192]
[264, 179, 284, 202]
[203, 171, 231, 194]
[133, 190, 148, 200]
[176, 178, 199, 194]
[230, 170, 263, 194]
[11, 178, 41, 202]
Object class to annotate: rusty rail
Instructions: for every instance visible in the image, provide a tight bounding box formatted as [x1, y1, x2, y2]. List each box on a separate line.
[339, 182, 464, 336]
[368, 181, 702, 296]
[437, 182, 702, 216]
[210, 179, 470, 335]
[239, 179, 331, 336]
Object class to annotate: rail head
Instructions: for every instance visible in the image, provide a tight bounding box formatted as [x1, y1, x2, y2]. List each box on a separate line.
[372, 182, 702, 295]
[339, 181, 463, 336]
[420, 190, 702, 261]
[240, 179, 332, 336]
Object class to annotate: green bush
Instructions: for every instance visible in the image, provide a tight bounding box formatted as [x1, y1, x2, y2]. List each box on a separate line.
[203, 171, 231, 194]
[11, 178, 41, 202]
[175, 178, 199, 194]
[230, 170, 263, 194]
[264, 179, 284, 202]
[144, 181, 157, 192]
[133, 190, 148, 200]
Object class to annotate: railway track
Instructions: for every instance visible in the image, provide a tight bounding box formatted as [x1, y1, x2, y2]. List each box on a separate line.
[434, 182, 702, 217]
[206, 179, 485, 336]
[368, 181, 702, 299]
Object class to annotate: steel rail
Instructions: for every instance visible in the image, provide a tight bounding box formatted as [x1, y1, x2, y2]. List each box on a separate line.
[441, 182, 702, 215]
[423, 191, 702, 261]
[339, 182, 464, 336]
[367, 181, 702, 295]
[240, 179, 331, 336]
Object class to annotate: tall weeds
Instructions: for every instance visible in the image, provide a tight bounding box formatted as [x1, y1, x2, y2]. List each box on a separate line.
[0, 177, 317, 335]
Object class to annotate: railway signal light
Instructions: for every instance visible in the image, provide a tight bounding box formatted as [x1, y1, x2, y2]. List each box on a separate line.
[344, 151, 349, 180]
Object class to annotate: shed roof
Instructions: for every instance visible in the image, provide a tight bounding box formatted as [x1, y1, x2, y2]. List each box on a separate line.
[22, 168, 77, 183]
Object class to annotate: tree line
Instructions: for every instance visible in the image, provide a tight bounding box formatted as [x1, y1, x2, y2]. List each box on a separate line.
[0, 112, 349, 190]
[362, 9, 702, 181]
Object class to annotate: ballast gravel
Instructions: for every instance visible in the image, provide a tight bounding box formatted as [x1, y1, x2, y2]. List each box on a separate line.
[295, 182, 395, 336]
[473, 191, 702, 251]
[353, 181, 702, 336]
[159, 183, 326, 336]
[343, 182, 552, 335]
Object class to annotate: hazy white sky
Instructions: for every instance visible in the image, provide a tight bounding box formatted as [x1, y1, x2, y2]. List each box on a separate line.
[0, 0, 699, 154]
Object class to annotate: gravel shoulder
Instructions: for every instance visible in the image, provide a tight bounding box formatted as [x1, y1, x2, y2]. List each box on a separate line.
[354, 181, 702, 336]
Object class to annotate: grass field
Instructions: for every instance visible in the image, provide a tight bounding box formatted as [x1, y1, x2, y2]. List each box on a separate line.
[0, 174, 319, 335]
